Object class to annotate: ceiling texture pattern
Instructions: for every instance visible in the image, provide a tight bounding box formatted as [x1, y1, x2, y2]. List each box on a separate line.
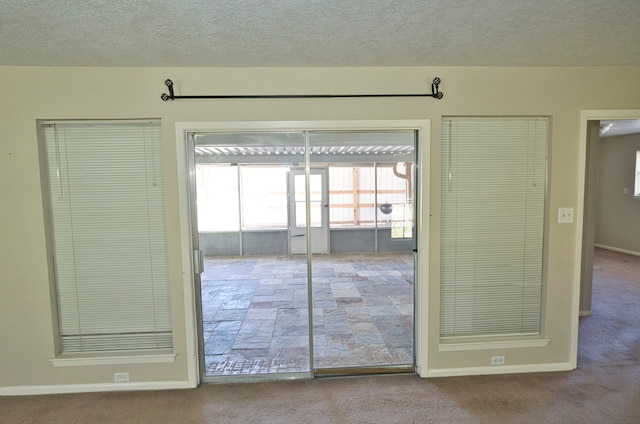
[1, 0, 639, 68]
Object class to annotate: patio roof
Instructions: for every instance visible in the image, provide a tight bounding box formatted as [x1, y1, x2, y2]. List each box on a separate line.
[194, 131, 415, 164]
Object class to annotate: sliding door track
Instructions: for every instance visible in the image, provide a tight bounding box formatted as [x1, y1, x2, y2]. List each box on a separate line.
[314, 365, 415, 377]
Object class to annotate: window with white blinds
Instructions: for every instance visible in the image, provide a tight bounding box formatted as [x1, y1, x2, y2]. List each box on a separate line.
[440, 117, 547, 339]
[635, 150, 640, 197]
[41, 120, 173, 353]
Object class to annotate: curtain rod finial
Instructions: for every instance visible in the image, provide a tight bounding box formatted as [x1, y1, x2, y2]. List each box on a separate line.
[161, 79, 175, 101]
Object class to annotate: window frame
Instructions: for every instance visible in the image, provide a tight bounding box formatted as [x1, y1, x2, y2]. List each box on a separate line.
[439, 116, 550, 340]
[634, 150, 640, 198]
[39, 119, 174, 357]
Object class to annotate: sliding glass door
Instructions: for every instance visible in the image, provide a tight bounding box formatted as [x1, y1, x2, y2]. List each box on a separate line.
[308, 131, 416, 373]
[189, 129, 417, 381]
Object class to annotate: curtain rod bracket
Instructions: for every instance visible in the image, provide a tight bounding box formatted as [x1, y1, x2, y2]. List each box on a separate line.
[160, 79, 174, 101]
[160, 77, 443, 101]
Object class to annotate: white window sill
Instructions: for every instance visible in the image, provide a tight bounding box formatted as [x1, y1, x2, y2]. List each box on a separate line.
[438, 338, 550, 352]
[50, 352, 177, 367]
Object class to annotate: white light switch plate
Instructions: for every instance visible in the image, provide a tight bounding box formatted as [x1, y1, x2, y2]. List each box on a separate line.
[558, 207, 574, 224]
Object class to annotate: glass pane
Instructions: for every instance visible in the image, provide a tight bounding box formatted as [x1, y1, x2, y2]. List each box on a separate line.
[309, 131, 416, 370]
[328, 167, 354, 227]
[377, 164, 413, 238]
[194, 132, 311, 379]
[309, 175, 322, 202]
[295, 174, 306, 227]
[194, 129, 418, 380]
[294, 174, 321, 228]
[296, 202, 306, 227]
[294, 174, 306, 202]
[309, 201, 321, 227]
[196, 165, 239, 232]
[241, 167, 287, 230]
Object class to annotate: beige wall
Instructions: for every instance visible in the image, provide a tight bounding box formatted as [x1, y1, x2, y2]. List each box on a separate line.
[595, 132, 640, 253]
[1, 66, 640, 391]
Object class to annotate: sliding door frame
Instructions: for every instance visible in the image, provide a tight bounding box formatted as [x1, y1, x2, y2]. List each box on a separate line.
[175, 120, 431, 385]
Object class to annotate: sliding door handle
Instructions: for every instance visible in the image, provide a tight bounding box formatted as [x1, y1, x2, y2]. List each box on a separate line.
[193, 249, 204, 274]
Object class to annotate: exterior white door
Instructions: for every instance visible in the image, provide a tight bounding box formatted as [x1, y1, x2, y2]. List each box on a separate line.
[288, 168, 329, 254]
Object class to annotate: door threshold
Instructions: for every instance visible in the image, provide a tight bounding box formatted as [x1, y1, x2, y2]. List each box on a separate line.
[202, 371, 313, 384]
[314, 365, 415, 377]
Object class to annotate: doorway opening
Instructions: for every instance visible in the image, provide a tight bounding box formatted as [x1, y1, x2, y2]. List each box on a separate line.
[578, 111, 640, 369]
[188, 128, 420, 381]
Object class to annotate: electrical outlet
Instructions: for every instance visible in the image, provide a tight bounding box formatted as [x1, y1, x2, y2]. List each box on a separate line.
[558, 207, 574, 224]
[114, 372, 130, 382]
[491, 356, 505, 366]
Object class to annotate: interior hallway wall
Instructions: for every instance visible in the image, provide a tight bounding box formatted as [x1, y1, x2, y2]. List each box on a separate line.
[595, 132, 640, 254]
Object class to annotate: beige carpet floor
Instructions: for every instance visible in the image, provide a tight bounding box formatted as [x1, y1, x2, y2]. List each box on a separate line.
[2, 248, 639, 423]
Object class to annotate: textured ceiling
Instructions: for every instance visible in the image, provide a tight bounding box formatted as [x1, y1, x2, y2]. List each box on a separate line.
[1, 0, 639, 67]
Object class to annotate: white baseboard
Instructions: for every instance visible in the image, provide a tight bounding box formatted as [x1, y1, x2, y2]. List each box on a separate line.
[0, 380, 194, 396]
[579, 310, 592, 317]
[595, 244, 640, 257]
[421, 362, 574, 378]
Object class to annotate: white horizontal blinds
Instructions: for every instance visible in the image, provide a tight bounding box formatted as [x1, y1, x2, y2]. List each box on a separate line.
[43, 121, 172, 353]
[440, 117, 547, 338]
[635, 151, 640, 196]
